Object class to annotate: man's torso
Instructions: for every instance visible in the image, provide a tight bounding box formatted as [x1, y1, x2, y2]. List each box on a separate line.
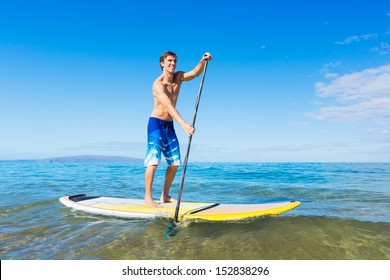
[150, 72, 183, 121]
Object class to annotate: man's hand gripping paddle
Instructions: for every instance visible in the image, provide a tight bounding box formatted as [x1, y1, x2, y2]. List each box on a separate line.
[165, 58, 209, 238]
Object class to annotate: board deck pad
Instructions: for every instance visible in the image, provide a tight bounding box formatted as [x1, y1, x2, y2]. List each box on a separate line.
[59, 194, 300, 222]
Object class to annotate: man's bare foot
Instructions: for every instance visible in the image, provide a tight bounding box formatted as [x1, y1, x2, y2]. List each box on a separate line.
[144, 199, 162, 208]
[160, 195, 177, 204]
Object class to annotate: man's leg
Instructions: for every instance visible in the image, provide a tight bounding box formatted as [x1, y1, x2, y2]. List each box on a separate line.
[144, 164, 161, 208]
[160, 165, 178, 203]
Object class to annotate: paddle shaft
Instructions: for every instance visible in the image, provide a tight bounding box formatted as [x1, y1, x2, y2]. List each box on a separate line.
[173, 60, 209, 223]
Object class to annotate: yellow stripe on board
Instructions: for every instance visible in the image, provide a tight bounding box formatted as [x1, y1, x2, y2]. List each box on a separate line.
[183, 201, 301, 222]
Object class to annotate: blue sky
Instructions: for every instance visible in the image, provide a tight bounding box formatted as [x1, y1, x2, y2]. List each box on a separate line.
[1, 0, 389, 162]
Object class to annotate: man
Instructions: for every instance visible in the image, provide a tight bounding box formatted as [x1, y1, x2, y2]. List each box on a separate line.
[144, 51, 212, 208]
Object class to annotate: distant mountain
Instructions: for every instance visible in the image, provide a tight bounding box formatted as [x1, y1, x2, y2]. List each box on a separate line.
[40, 155, 143, 163]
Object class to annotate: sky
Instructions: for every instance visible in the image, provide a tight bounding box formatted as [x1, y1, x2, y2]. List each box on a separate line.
[1, 0, 390, 162]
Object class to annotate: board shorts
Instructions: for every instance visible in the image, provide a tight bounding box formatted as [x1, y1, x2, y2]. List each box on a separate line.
[144, 117, 181, 166]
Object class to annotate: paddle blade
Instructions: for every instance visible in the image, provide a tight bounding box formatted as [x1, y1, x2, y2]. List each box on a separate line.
[164, 221, 179, 238]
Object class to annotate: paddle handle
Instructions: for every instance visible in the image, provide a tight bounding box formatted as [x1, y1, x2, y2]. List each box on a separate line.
[173, 60, 209, 223]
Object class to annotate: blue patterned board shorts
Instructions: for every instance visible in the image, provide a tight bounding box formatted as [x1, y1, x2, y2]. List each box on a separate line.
[144, 117, 181, 166]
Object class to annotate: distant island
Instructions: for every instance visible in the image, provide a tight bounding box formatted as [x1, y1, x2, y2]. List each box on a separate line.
[1, 155, 143, 163]
[44, 155, 144, 163]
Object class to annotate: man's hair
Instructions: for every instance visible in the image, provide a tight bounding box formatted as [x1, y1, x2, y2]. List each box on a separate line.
[159, 51, 177, 70]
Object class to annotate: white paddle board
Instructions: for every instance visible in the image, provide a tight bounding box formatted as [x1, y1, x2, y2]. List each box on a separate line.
[59, 194, 300, 222]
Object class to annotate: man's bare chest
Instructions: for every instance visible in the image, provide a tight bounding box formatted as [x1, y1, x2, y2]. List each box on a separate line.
[163, 83, 180, 102]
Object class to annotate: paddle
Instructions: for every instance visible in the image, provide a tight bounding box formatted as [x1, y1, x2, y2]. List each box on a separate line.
[165, 58, 209, 237]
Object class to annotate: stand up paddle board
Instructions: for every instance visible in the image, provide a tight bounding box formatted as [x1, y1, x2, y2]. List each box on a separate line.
[59, 194, 300, 222]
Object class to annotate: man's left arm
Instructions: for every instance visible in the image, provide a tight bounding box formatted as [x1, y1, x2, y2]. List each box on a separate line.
[181, 52, 212, 81]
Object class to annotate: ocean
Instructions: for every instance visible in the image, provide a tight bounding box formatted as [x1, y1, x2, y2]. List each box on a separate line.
[0, 161, 389, 260]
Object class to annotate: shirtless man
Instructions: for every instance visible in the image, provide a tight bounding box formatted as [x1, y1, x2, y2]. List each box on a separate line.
[144, 51, 212, 208]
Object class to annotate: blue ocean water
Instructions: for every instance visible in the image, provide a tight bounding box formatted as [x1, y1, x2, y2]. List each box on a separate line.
[1, 161, 389, 259]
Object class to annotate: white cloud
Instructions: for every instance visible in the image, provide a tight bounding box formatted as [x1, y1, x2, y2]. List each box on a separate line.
[371, 42, 390, 55]
[335, 33, 378, 45]
[320, 61, 341, 79]
[322, 61, 341, 69]
[308, 64, 390, 123]
[311, 98, 390, 122]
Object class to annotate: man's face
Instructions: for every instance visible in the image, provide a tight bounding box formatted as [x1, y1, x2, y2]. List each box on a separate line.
[161, 55, 177, 73]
